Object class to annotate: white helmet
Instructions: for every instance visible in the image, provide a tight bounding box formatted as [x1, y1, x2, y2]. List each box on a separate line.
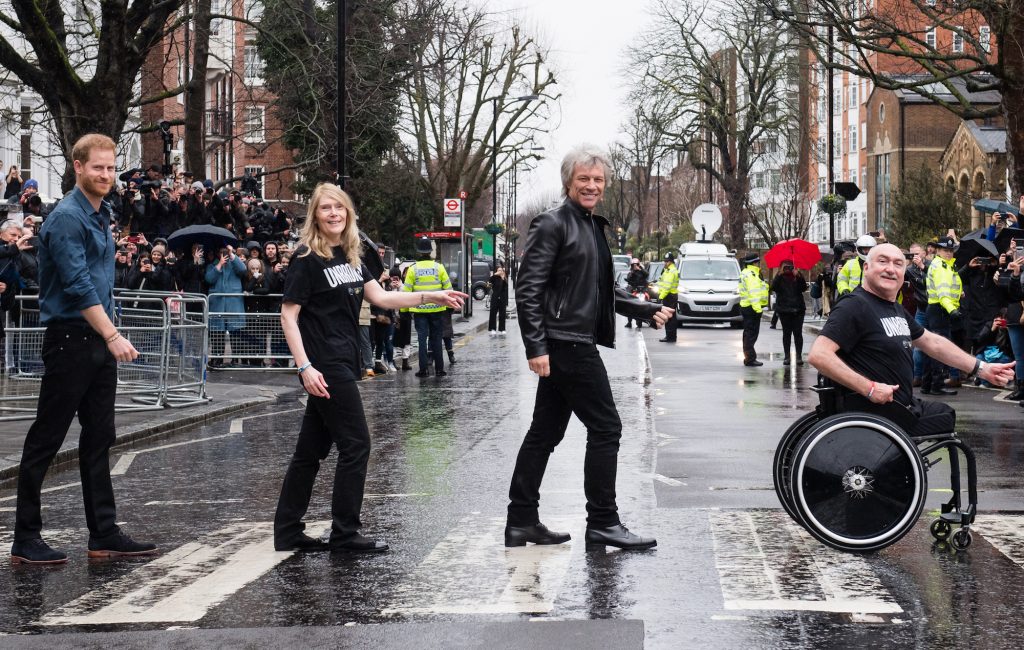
[855, 234, 877, 261]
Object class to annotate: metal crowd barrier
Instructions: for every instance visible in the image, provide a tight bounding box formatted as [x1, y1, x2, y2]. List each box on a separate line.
[0, 291, 211, 420]
[207, 293, 291, 370]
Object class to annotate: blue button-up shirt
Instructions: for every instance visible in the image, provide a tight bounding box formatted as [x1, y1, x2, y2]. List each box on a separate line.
[37, 187, 115, 324]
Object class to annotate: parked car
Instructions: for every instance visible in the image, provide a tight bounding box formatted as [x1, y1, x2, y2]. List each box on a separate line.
[673, 242, 742, 327]
[471, 260, 493, 301]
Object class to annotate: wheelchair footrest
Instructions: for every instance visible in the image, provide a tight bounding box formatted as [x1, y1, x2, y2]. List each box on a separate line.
[939, 504, 976, 526]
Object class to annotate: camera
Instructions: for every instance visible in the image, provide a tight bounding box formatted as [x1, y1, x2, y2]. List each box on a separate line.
[139, 180, 161, 193]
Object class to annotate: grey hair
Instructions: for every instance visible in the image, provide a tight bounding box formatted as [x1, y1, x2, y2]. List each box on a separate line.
[560, 145, 611, 194]
[0, 219, 21, 232]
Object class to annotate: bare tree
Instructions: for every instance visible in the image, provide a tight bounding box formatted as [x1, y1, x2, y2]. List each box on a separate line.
[630, 0, 804, 247]
[396, 0, 558, 225]
[767, 0, 1024, 195]
[0, 1, 190, 190]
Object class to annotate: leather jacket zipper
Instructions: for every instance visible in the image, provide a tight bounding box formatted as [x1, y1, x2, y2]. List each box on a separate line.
[556, 277, 569, 318]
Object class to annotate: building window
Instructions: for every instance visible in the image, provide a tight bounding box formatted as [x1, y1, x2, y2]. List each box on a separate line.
[244, 165, 264, 197]
[770, 170, 781, 193]
[243, 106, 265, 143]
[849, 125, 858, 151]
[952, 28, 964, 53]
[980, 26, 991, 53]
[211, 0, 225, 36]
[860, 122, 866, 150]
[850, 82, 858, 108]
[879, 103, 886, 123]
[926, 27, 936, 49]
[244, 45, 264, 84]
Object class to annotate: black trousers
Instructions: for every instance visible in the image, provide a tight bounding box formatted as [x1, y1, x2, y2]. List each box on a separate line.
[741, 306, 761, 361]
[488, 301, 507, 332]
[414, 312, 444, 372]
[274, 379, 370, 545]
[778, 311, 804, 359]
[15, 323, 119, 542]
[508, 341, 622, 528]
[662, 294, 679, 341]
[922, 304, 952, 392]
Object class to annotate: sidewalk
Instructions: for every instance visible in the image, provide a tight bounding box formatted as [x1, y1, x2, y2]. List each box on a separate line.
[0, 298, 504, 487]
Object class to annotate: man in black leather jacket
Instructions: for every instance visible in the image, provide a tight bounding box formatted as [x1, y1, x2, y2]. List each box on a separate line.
[505, 146, 672, 551]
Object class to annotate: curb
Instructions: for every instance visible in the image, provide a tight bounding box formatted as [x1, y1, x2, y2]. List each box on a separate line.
[0, 392, 276, 488]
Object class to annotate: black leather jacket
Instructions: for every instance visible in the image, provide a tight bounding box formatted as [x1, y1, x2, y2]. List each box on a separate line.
[517, 198, 661, 359]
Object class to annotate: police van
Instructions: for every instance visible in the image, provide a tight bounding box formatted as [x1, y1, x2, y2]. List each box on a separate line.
[673, 205, 743, 328]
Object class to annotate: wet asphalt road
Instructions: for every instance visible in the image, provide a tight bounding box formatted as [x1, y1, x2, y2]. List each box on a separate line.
[1, 315, 1023, 648]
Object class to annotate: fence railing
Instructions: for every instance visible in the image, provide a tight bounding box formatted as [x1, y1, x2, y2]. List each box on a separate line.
[0, 291, 211, 421]
[207, 292, 291, 370]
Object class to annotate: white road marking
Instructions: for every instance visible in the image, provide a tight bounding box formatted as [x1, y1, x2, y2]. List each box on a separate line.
[653, 474, 685, 487]
[39, 520, 330, 626]
[973, 514, 1024, 567]
[363, 493, 430, 498]
[382, 515, 576, 616]
[228, 406, 303, 435]
[143, 499, 244, 506]
[229, 419, 244, 434]
[0, 481, 79, 503]
[0, 527, 79, 547]
[110, 453, 137, 476]
[709, 510, 903, 615]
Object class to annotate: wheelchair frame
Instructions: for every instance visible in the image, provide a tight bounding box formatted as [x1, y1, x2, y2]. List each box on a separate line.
[773, 379, 978, 552]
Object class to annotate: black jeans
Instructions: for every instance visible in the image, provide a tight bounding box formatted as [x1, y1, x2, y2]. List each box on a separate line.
[741, 306, 761, 361]
[414, 312, 444, 372]
[15, 323, 119, 542]
[662, 294, 679, 340]
[488, 301, 506, 332]
[508, 341, 622, 528]
[922, 304, 952, 391]
[778, 311, 804, 359]
[274, 379, 370, 545]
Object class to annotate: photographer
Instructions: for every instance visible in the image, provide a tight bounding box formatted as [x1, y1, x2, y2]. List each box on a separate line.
[994, 247, 1024, 401]
[146, 244, 178, 292]
[986, 209, 1019, 241]
[113, 246, 134, 289]
[205, 245, 247, 368]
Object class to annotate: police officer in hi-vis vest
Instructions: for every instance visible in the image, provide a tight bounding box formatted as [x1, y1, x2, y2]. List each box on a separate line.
[738, 252, 769, 366]
[403, 236, 453, 377]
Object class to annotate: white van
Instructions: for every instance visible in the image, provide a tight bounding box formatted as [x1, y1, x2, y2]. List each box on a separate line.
[671, 206, 743, 327]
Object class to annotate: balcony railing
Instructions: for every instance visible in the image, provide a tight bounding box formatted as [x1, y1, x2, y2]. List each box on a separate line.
[205, 109, 231, 139]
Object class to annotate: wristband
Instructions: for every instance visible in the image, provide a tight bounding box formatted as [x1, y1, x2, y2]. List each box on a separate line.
[297, 362, 312, 375]
[972, 359, 983, 376]
[105, 332, 121, 344]
[867, 382, 876, 399]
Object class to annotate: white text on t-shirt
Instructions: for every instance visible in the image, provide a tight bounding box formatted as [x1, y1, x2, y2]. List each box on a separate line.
[324, 264, 364, 288]
[880, 315, 910, 338]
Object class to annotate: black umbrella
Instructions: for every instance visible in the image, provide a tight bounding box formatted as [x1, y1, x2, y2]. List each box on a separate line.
[166, 224, 239, 253]
[973, 198, 1020, 217]
[954, 236, 998, 267]
[359, 230, 386, 280]
[994, 227, 1024, 253]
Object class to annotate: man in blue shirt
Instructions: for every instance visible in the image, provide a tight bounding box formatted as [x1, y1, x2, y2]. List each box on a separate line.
[11, 134, 158, 565]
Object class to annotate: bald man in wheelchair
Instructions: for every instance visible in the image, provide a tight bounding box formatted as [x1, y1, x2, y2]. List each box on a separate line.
[808, 243, 1015, 436]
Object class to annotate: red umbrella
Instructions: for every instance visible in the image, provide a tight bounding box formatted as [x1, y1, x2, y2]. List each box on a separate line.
[764, 238, 822, 270]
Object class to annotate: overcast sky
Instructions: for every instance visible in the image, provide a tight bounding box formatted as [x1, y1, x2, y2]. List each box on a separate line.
[483, 0, 655, 208]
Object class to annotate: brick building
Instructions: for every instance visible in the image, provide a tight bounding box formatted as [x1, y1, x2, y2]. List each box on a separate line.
[939, 121, 1008, 229]
[865, 78, 1000, 231]
[139, 0, 296, 200]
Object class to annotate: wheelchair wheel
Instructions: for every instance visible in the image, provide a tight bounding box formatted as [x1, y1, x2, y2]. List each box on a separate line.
[773, 411, 821, 522]
[789, 413, 927, 552]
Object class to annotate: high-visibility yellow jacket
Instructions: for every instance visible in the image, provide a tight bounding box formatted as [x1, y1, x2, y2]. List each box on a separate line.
[836, 258, 863, 295]
[657, 263, 679, 300]
[739, 264, 769, 313]
[402, 259, 452, 314]
[926, 256, 962, 314]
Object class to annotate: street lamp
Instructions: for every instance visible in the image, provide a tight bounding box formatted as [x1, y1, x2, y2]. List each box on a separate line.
[337, 0, 349, 188]
[507, 145, 544, 278]
[490, 94, 540, 241]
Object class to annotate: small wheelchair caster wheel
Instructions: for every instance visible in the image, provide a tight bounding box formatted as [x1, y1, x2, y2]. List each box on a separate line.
[951, 529, 972, 551]
[930, 519, 952, 541]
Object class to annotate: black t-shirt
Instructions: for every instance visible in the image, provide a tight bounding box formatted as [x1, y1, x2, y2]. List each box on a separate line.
[819, 286, 924, 405]
[283, 245, 373, 382]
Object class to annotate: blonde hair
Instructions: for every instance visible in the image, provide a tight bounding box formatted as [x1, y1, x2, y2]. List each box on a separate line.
[298, 183, 361, 267]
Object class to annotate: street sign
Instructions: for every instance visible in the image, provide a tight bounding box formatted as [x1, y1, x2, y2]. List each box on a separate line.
[458, 189, 468, 200]
[444, 198, 463, 228]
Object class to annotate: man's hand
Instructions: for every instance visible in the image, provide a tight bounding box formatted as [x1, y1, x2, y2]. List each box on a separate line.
[528, 355, 550, 377]
[979, 361, 1015, 388]
[651, 306, 674, 329]
[108, 336, 139, 363]
[868, 382, 900, 404]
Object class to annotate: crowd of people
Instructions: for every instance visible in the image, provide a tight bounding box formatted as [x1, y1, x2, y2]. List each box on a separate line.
[791, 214, 1024, 408]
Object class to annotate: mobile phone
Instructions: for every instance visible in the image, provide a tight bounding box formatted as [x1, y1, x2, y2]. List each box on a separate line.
[1015, 248, 1024, 261]
[127, 235, 140, 243]
[972, 257, 990, 265]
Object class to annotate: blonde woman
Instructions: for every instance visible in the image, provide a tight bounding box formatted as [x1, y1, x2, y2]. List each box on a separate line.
[273, 183, 466, 553]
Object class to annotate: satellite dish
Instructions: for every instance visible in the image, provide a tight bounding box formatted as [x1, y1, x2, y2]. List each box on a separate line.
[691, 204, 722, 242]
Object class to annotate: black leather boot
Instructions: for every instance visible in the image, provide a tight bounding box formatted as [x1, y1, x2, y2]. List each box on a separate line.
[504, 523, 571, 547]
[1007, 380, 1024, 401]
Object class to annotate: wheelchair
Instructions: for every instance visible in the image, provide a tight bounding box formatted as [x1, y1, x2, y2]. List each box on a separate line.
[773, 377, 977, 552]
